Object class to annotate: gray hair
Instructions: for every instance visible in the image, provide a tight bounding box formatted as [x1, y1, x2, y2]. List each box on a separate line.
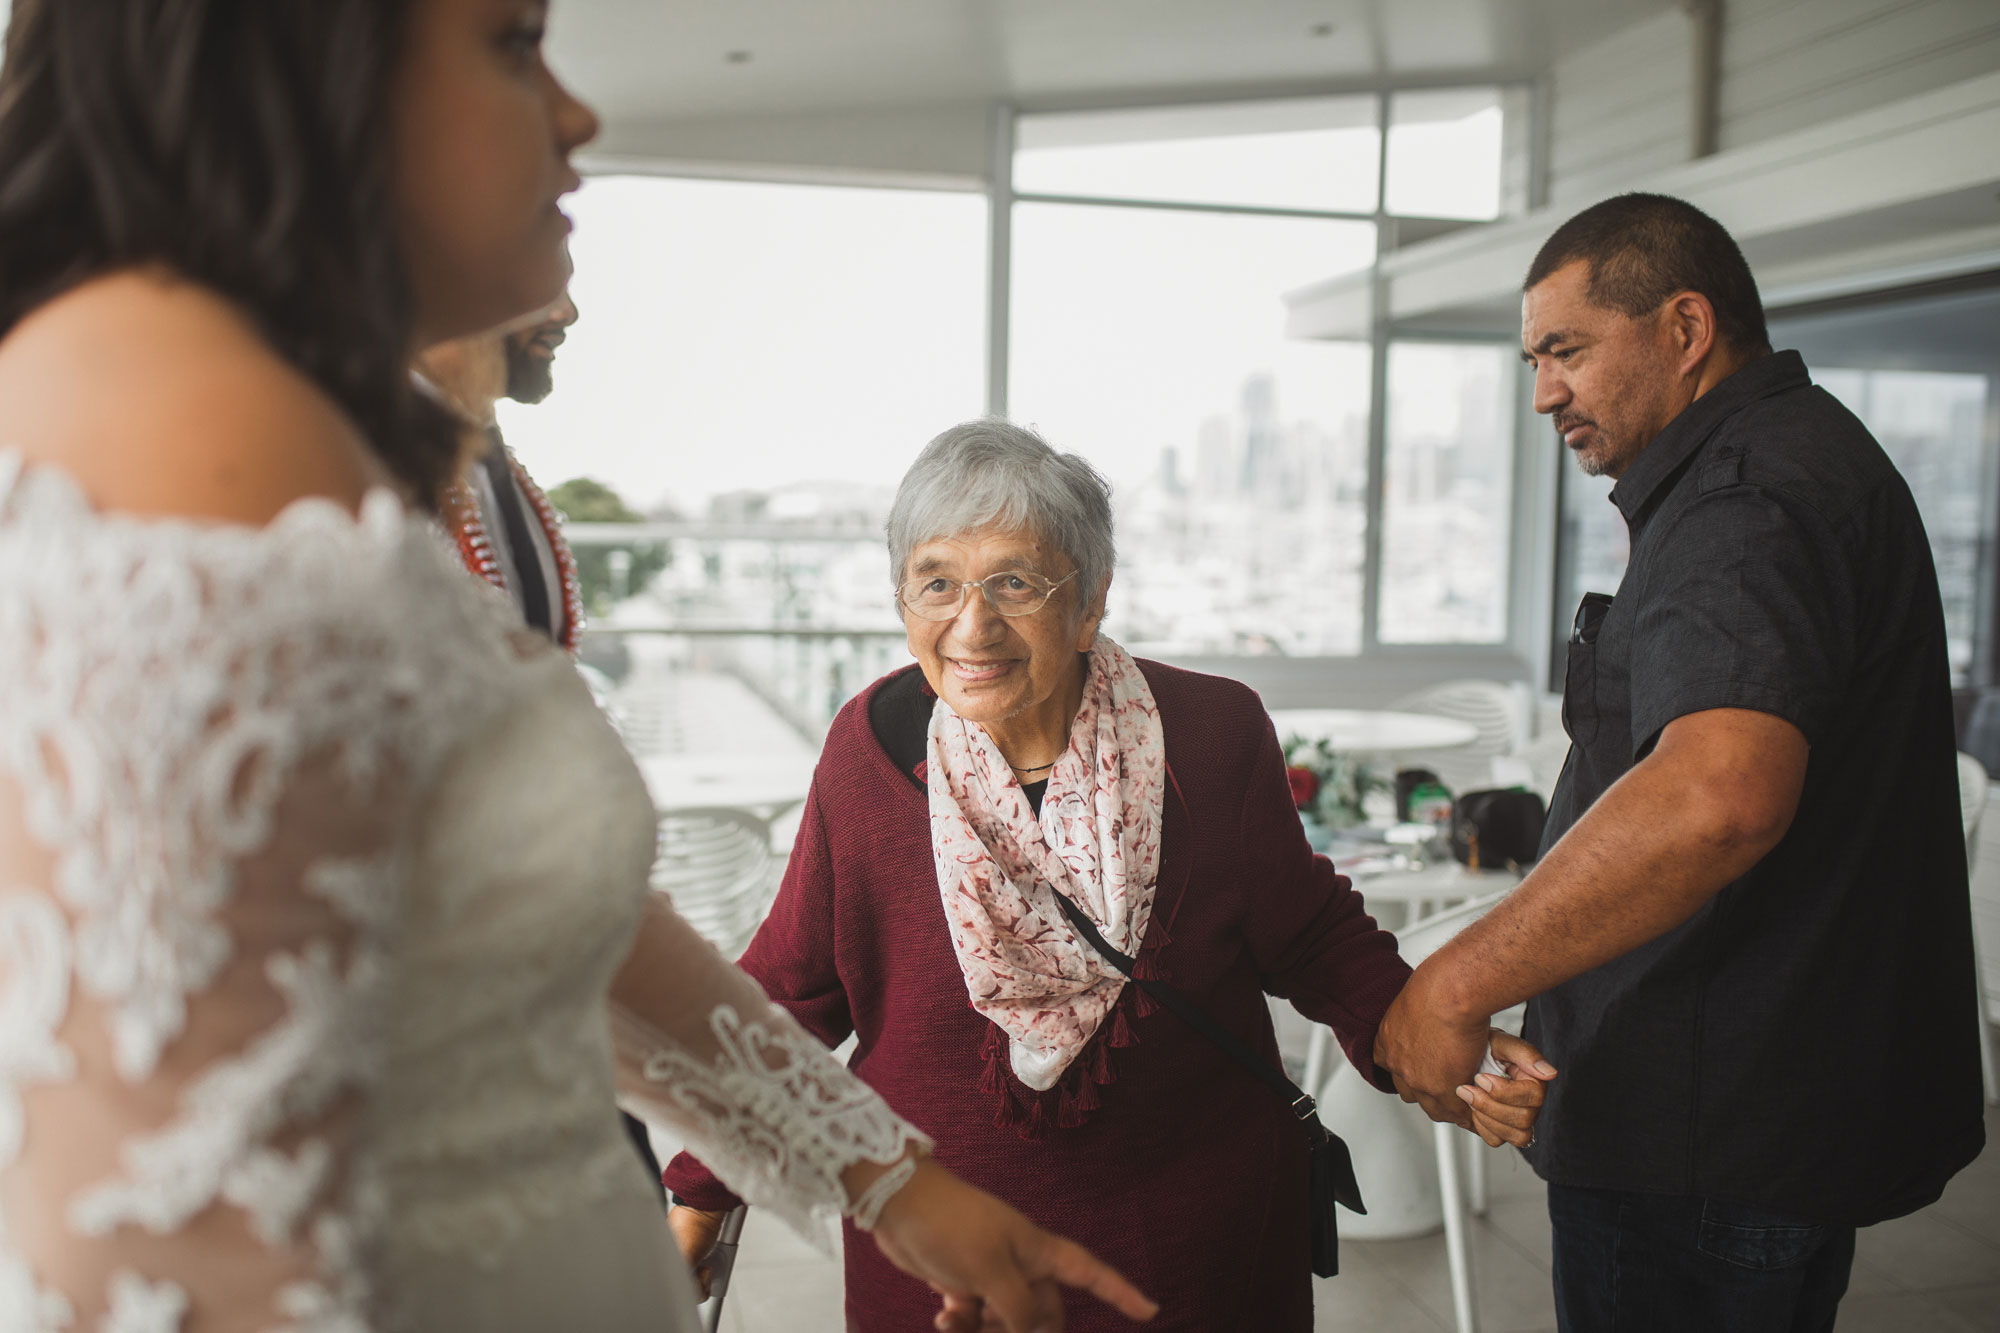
[886, 418, 1115, 607]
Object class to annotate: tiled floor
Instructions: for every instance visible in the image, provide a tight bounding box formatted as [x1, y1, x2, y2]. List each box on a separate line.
[706, 1100, 2000, 1332]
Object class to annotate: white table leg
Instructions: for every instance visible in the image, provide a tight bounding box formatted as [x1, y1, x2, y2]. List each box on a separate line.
[1434, 1121, 1480, 1333]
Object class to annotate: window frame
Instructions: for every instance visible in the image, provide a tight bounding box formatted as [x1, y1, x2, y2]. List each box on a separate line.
[575, 76, 1546, 679]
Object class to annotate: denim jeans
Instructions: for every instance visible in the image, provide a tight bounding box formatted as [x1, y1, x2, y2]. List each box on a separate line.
[1547, 1184, 1855, 1333]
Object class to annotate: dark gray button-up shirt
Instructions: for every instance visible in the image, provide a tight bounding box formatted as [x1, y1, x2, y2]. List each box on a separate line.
[1524, 350, 1985, 1225]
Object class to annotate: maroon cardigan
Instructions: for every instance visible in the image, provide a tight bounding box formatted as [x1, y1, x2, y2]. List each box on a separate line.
[664, 660, 1411, 1331]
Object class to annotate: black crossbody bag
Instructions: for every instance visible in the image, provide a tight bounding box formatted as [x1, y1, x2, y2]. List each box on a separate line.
[1051, 892, 1365, 1277]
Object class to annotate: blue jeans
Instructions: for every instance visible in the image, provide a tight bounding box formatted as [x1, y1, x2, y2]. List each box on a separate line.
[1547, 1184, 1855, 1333]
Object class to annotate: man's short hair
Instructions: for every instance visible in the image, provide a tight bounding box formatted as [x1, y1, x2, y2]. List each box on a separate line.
[1525, 193, 1770, 354]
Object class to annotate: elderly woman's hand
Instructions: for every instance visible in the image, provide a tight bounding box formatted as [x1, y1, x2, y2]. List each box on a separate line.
[861, 1155, 1158, 1333]
[1454, 1029, 1554, 1148]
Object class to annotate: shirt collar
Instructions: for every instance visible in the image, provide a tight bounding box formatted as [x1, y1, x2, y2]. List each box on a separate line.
[1609, 350, 1809, 522]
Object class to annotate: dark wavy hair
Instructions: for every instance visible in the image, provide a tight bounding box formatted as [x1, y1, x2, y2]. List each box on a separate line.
[0, 0, 459, 507]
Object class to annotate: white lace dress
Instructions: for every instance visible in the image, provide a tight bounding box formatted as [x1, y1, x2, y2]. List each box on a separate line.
[0, 453, 927, 1332]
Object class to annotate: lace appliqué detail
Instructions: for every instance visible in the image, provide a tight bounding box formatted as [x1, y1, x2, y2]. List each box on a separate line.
[619, 1002, 929, 1250]
[0, 895, 81, 1331]
[68, 936, 384, 1242]
[0, 457, 533, 1332]
[849, 1154, 921, 1232]
[99, 1271, 189, 1333]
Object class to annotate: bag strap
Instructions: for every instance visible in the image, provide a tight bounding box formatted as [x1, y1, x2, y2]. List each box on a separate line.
[1050, 890, 1365, 1213]
[1051, 893, 1309, 1115]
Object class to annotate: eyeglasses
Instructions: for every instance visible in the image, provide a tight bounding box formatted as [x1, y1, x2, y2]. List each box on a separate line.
[896, 569, 1078, 621]
[1570, 591, 1614, 646]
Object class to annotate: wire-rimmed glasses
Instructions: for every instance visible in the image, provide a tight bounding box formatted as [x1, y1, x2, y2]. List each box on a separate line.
[895, 569, 1078, 621]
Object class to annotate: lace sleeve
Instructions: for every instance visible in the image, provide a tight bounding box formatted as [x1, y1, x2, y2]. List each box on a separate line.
[0, 458, 518, 1332]
[607, 894, 930, 1247]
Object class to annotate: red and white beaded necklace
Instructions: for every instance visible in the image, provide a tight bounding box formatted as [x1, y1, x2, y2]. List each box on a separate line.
[440, 448, 586, 655]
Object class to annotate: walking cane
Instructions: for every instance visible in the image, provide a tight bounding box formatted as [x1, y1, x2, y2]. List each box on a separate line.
[698, 1204, 749, 1333]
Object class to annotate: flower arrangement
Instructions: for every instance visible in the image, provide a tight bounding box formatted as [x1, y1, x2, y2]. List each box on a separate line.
[1282, 735, 1390, 830]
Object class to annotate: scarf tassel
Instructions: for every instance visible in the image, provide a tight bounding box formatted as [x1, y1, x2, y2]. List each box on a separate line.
[976, 1025, 1009, 1095]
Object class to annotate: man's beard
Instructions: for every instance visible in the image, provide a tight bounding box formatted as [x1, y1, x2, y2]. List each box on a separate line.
[1558, 412, 1614, 477]
[505, 343, 555, 404]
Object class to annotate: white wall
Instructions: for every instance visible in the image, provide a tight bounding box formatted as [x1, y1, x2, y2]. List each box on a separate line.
[1550, 0, 2000, 206]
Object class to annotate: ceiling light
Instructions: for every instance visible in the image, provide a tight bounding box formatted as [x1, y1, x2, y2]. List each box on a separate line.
[1309, 22, 1337, 37]
[726, 50, 753, 64]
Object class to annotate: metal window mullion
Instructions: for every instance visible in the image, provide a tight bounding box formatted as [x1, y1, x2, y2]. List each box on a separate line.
[986, 105, 1015, 419]
[1008, 191, 1378, 224]
[1361, 90, 1393, 654]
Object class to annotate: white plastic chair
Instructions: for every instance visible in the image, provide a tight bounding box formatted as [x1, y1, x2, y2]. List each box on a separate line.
[652, 806, 781, 960]
[1387, 680, 1524, 796]
[1299, 865, 1517, 1096]
[1956, 752, 1998, 1104]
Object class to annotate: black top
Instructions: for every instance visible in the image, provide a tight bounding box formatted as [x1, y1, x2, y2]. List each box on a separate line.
[870, 666, 1048, 813]
[1525, 350, 1984, 1225]
[479, 433, 555, 638]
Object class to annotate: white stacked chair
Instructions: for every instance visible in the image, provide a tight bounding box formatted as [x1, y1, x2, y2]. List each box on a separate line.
[651, 805, 781, 961]
[1387, 679, 1524, 797]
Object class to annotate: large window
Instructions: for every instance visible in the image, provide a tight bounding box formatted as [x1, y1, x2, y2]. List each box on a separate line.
[500, 175, 987, 519]
[1008, 202, 1375, 654]
[1009, 91, 1519, 656]
[521, 85, 1530, 757]
[1385, 88, 1507, 221]
[1013, 97, 1381, 213]
[1379, 343, 1518, 644]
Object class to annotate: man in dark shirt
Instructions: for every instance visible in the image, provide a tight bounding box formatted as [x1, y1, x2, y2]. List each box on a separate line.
[1374, 193, 1985, 1331]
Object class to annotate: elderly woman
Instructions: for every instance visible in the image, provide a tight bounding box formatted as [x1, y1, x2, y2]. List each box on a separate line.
[666, 420, 1546, 1330]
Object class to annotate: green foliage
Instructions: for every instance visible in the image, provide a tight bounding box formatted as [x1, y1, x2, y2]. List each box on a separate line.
[547, 477, 670, 614]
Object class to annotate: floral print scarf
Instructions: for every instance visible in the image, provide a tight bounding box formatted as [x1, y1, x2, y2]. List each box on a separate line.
[926, 639, 1166, 1091]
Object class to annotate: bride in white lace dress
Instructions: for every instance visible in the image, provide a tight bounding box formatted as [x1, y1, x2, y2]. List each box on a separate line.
[0, 2, 1157, 1331]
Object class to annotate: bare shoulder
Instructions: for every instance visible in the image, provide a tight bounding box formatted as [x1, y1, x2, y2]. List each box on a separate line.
[0, 269, 394, 523]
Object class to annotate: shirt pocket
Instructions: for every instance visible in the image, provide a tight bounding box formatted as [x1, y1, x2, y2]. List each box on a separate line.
[1561, 592, 1614, 748]
[1696, 1198, 1833, 1271]
[1561, 639, 1599, 747]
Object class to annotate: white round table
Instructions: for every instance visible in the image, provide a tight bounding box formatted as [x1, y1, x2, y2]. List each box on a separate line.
[639, 753, 817, 815]
[1267, 708, 1478, 753]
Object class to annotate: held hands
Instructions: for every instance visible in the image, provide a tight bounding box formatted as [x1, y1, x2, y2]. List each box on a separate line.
[1374, 972, 1556, 1147]
[670, 1157, 1158, 1333]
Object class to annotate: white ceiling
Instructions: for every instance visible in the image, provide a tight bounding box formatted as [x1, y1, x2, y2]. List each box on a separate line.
[550, 0, 1674, 127]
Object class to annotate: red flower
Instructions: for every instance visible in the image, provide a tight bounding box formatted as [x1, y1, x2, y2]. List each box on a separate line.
[1286, 766, 1319, 808]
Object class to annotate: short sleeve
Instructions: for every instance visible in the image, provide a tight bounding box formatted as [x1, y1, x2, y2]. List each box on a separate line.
[1628, 482, 1853, 755]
